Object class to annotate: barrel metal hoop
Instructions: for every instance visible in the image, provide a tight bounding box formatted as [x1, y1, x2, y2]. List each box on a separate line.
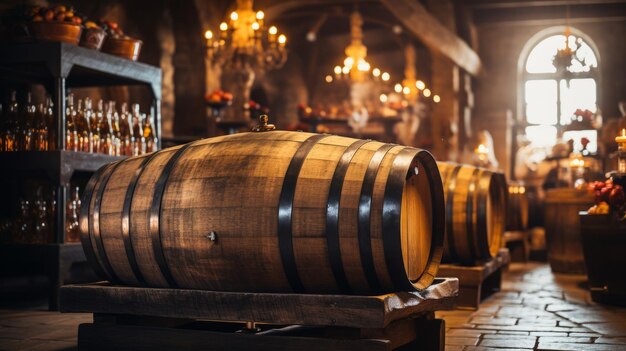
[79, 165, 111, 280]
[465, 168, 480, 261]
[92, 160, 125, 284]
[326, 139, 370, 294]
[445, 165, 462, 261]
[475, 170, 492, 257]
[358, 143, 395, 293]
[150, 143, 197, 288]
[382, 149, 445, 291]
[381, 148, 417, 291]
[121, 154, 157, 286]
[278, 134, 331, 293]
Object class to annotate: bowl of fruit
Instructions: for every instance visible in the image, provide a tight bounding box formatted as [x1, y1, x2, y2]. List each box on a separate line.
[79, 21, 106, 50]
[100, 20, 142, 61]
[28, 5, 83, 45]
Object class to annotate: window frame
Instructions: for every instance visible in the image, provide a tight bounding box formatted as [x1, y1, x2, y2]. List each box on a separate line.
[513, 26, 601, 177]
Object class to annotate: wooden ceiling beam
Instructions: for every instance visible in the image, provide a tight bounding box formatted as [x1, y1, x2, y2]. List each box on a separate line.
[381, 0, 483, 76]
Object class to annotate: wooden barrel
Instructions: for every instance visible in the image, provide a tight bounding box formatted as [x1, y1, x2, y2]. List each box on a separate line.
[544, 188, 594, 274]
[437, 162, 507, 265]
[506, 182, 529, 231]
[79, 131, 445, 294]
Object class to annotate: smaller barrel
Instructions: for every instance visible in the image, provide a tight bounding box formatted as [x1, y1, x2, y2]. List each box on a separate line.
[506, 181, 529, 231]
[438, 162, 507, 265]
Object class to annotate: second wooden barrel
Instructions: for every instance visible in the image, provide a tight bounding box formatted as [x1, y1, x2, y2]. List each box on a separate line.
[544, 188, 594, 274]
[506, 182, 529, 231]
[438, 162, 507, 265]
[80, 131, 445, 294]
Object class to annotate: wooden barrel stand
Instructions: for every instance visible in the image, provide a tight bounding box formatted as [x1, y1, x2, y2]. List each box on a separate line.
[544, 189, 594, 274]
[59, 278, 459, 351]
[437, 248, 510, 309]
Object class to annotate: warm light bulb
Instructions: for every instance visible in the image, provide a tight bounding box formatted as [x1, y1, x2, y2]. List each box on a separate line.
[433, 95, 440, 103]
[381, 72, 390, 81]
[205, 30, 213, 39]
[230, 12, 239, 21]
[379, 94, 388, 103]
[357, 60, 370, 72]
[344, 57, 354, 68]
[269, 26, 278, 35]
[256, 11, 265, 20]
[334, 66, 342, 75]
[372, 68, 381, 77]
[278, 34, 287, 44]
[402, 86, 410, 95]
[342, 66, 350, 74]
[251, 22, 260, 30]
[416, 80, 425, 90]
[423, 88, 431, 97]
[220, 22, 228, 31]
[394, 84, 402, 93]
[325, 75, 333, 83]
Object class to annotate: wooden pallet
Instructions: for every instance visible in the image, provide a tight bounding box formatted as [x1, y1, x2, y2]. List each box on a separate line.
[437, 249, 510, 310]
[60, 278, 458, 351]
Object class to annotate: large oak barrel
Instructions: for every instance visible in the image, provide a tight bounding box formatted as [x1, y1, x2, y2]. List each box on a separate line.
[506, 181, 529, 231]
[438, 162, 507, 265]
[544, 188, 594, 274]
[79, 131, 444, 294]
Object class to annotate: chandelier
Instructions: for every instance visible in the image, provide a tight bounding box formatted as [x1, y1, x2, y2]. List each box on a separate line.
[552, 7, 595, 76]
[387, 44, 440, 104]
[204, 0, 287, 73]
[328, 10, 389, 83]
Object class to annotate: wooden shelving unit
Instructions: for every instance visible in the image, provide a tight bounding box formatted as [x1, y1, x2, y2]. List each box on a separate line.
[0, 41, 162, 309]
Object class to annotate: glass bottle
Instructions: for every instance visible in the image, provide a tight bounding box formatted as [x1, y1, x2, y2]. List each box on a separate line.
[33, 187, 50, 244]
[3, 90, 20, 151]
[13, 198, 32, 243]
[75, 99, 93, 153]
[33, 103, 49, 151]
[85, 98, 98, 153]
[66, 94, 78, 152]
[98, 101, 113, 155]
[107, 101, 121, 156]
[66, 186, 81, 242]
[0, 102, 4, 151]
[119, 102, 134, 156]
[132, 104, 146, 156]
[44, 97, 56, 150]
[143, 113, 157, 153]
[20, 92, 36, 151]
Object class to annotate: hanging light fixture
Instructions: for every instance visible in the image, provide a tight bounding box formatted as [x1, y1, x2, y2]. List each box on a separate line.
[331, 10, 389, 83]
[388, 43, 439, 104]
[552, 6, 595, 77]
[204, 0, 287, 73]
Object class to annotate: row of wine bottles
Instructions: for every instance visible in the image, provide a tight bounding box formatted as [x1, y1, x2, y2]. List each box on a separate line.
[0, 90, 158, 156]
[0, 185, 81, 244]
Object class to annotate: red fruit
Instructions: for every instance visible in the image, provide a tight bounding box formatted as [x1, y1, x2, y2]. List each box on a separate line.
[609, 187, 625, 208]
[599, 187, 612, 202]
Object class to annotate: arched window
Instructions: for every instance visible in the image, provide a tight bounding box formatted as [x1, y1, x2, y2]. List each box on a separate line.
[518, 26, 600, 153]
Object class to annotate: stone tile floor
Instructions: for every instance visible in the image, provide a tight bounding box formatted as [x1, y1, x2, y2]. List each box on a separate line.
[0, 262, 625, 350]
[437, 262, 626, 350]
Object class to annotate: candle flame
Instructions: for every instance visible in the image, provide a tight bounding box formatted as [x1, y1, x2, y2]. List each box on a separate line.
[622, 128, 625, 137]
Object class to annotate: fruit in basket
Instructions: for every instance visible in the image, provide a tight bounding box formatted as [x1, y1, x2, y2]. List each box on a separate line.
[205, 90, 233, 105]
[609, 185, 625, 208]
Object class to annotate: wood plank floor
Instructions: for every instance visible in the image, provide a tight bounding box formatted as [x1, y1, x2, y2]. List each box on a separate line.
[0, 262, 625, 350]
